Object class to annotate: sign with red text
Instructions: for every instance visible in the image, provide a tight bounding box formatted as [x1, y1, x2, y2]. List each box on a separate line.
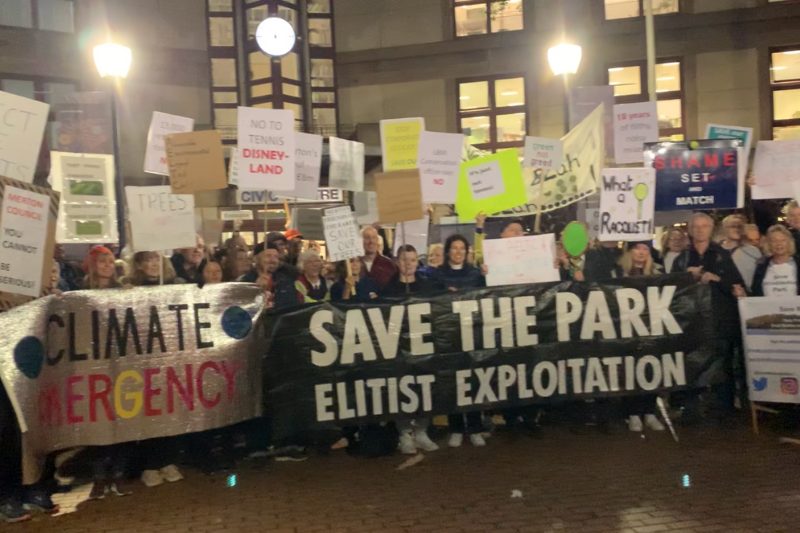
[236, 107, 295, 191]
[419, 131, 463, 203]
[0, 284, 264, 484]
[0, 185, 51, 297]
[0, 90, 49, 183]
[144, 111, 195, 175]
[613, 101, 658, 165]
[125, 186, 196, 252]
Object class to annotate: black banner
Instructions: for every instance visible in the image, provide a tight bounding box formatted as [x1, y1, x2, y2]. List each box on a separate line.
[261, 274, 714, 438]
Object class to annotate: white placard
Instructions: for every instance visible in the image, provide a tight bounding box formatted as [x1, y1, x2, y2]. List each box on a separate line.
[276, 132, 322, 200]
[613, 101, 659, 165]
[353, 191, 378, 225]
[328, 137, 365, 191]
[220, 210, 254, 221]
[0, 90, 49, 183]
[237, 187, 343, 205]
[323, 207, 363, 262]
[483, 234, 560, 287]
[392, 216, 430, 257]
[523, 136, 563, 170]
[0, 186, 50, 296]
[705, 123, 753, 160]
[50, 152, 118, 244]
[236, 107, 295, 191]
[751, 140, 800, 199]
[144, 111, 195, 175]
[125, 186, 196, 252]
[467, 160, 505, 200]
[418, 131, 464, 204]
[598, 167, 656, 242]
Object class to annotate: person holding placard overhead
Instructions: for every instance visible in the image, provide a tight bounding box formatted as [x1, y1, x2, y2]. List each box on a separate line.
[431, 235, 487, 447]
[360, 226, 398, 290]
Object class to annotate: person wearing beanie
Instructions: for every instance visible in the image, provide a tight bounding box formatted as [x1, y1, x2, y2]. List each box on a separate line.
[83, 245, 121, 290]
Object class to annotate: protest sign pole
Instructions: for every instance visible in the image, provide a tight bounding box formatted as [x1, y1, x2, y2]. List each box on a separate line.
[645, 0, 656, 102]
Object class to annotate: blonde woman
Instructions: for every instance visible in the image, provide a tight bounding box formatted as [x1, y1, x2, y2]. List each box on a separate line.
[748, 225, 799, 297]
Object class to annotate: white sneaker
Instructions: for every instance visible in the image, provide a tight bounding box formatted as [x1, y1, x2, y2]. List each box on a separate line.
[141, 469, 164, 487]
[628, 415, 643, 432]
[398, 432, 417, 455]
[644, 414, 665, 431]
[414, 430, 439, 452]
[448, 433, 464, 448]
[469, 433, 486, 447]
[159, 464, 183, 482]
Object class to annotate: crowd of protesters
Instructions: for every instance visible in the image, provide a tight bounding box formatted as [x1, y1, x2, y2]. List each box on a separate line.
[2, 199, 800, 523]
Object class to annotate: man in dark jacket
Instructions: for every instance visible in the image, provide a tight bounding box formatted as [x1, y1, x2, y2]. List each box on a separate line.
[672, 212, 745, 419]
[240, 243, 299, 309]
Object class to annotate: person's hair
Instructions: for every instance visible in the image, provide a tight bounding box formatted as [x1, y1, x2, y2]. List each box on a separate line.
[84, 245, 120, 289]
[361, 225, 378, 237]
[688, 212, 715, 234]
[500, 219, 525, 234]
[197, 259, 223, 287]
[722, 214, 746, 227]
[618, 245, 656, 276]
[763, 224, 797, 257]
[334, 257, 362, 282]
[427, 243, 443, 257]
[783, 200, 800, 216]
[297, 250, 321, 272]
[660, 226, 687, 252]
[396, 244, 417, 257]
[128, 251, 176, 286]
[443, 234, 470, 267]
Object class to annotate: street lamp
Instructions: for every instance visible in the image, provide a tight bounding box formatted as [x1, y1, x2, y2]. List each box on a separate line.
[547, 43, 582, 133]
[93, 41, 132, 249]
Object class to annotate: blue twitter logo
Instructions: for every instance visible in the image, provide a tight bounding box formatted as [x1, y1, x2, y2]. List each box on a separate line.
[752, 377, 768, 391]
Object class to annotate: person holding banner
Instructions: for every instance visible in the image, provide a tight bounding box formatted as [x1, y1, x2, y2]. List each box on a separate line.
[82, 245, 122, 289]
[660, 227, 689, 274]
[360, 227, 398, 290]
[747, 225, 800, 297]
[673, 213, 745, 420]
[330, 258, 379, 302]
[719, 215, 762, 292]
[431, 235, 487, 447]
[295, 251, 330, 303]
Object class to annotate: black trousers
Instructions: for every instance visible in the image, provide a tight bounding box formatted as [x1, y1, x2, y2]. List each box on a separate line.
[448, 412, 482, 433]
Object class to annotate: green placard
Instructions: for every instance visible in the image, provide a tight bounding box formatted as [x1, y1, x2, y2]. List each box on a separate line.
[455, 150, 527, 222]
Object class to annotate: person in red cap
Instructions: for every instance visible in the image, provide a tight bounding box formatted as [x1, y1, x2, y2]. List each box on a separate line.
[83, 245, 121, 290]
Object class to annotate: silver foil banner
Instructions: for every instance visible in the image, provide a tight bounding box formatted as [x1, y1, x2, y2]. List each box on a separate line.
[0, 283, 264, 484]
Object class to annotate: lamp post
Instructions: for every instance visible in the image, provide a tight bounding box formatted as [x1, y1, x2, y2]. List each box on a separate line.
[93, 42, 132, 250]
[547, 42, 582, 133]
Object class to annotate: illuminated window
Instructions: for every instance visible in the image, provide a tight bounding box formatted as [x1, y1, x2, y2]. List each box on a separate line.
[771, 47, 800, 139]
[458, 75, 527, 152]
[454, 0, 523, 37]
[604, 0, 678, 20]
[607, 59, 684, 140]
[0, 0, 75, 32]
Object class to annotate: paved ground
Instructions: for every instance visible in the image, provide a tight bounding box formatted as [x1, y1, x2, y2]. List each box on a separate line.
[16, 421, 800, 533]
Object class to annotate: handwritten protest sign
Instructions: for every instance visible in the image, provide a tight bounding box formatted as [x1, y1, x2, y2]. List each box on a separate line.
[598, 168, 655, 242]
[125, 186, 196, 252]
[50, 152, 118, 244]
[380, 117, 424, 172]
[418, 131, 463, 204]
[483, 234, 560, 287]
[144, 111, 194, 176]
[0, 90, 49, 183]
[613, 101, 658, 164]
[751, 139, 800, 199]
[644, 139, 742, 211]
[165, 130, 227, 193]
[328, 137, 364, 191]
[374, 169, 424, 224]
[456, 150, 527, 221]
[523, 136, 563, 170]
[237, 107, 295, 191]
[274, 132, 322, 200]
[323, 206, 363, 262]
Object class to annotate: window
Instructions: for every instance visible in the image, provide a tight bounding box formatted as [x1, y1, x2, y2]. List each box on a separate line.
[457, 75, 526, 152]
[770, 47, 800, 140]
[604, 0, 678, 20]
[0, 0, 74, 32]
[454, 0, 523, 37]
[607, 60, 685, 140]
[207, 0, 239, 144]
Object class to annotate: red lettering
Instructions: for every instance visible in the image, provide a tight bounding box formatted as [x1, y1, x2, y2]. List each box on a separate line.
[724, 151, 736, 166]
[38, 384, 63, 426]
[166, 364, 195, 413]
[197, 361, 221, 409]
[143, 367, 162, 416]
[687, 155, 700, 168]
[703, 153, 719, 168]
[249, 163, 284, 175]
[88, 374, 114, 422]
[66, 375, 84, 424]
[219, 361, 240, 400]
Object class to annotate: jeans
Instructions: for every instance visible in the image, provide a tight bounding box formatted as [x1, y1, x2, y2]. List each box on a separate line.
[448, 412, 482, 434]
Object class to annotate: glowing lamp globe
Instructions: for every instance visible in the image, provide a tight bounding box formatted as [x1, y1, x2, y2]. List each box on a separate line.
[547, 43, 582, 76]
[93, 43, 132, 79]
[255, 17, 296, 57]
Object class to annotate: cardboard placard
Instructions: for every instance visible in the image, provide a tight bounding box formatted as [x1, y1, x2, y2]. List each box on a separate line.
[380, 117, 424, 172]
[598, 167, 656, 242]
[613, 101, 659, 165]
[165, 130, 227, 193]
[125, 186, 196, 252]
[144, 111, 195, 176]
[418, 131, 463, 204]
[323, 207, 363, 262]
[0, 90, 49, 183]
[751, 139, 800, 199]
[483, 234, 560, 287]
[237, 107, 296, 191]
[455, 150, 527, 222]
[374, 169, 424, 224]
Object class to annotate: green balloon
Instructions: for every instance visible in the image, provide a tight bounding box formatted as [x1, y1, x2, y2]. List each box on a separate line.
[563, 221, 590, 258]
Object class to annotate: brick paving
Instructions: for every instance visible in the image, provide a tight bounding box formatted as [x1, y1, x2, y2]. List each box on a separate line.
[16, 423, 800, 532]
